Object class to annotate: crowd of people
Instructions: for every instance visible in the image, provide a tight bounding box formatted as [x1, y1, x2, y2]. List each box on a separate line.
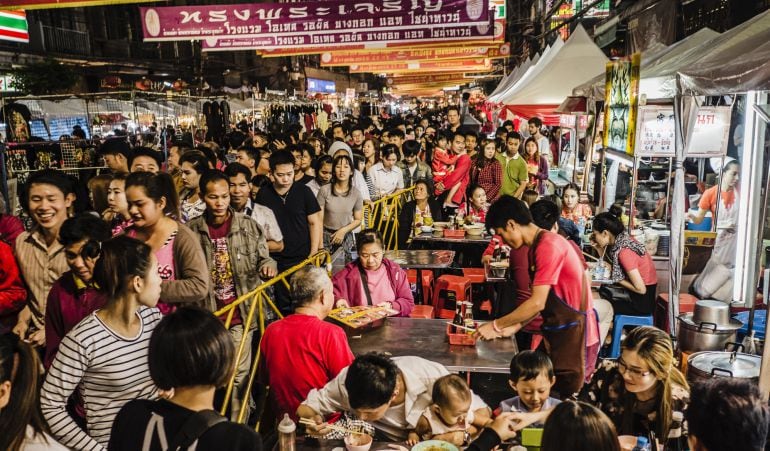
[0, 106, 767, 451]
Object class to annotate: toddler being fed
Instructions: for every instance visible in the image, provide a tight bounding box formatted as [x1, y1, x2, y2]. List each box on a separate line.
[498, 351, 561, 426]
[408, 374, 489, 446]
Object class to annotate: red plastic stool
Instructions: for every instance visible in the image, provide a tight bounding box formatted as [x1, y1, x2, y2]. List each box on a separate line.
[432, 274, 472, 319]
[462, 268, 493, 315]
[407, 269, 434, 305]
[410, 305, 434, 319]
[654, 293, 698, 332]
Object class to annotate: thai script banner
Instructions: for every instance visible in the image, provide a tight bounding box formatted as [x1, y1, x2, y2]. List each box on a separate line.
[201, 19, 497, 51]
[257, 39, 498, 57]
[319, 44, 508, 66]
[349, 58, 490, 74]
[140, 0, 489, 42]
[386, 73, 468, 84]
[0, 0, 155, 10]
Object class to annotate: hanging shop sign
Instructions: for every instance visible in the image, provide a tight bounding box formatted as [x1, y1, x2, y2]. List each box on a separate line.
[635, 106, 675, 157]
[0, 10, 28, 43]
[0, 74, 19, 92]
[349, 58, 490, 74]
[258, 39, 506, 57]
[140, 0, 489, 42]
[684, 106, 731, 158]
[1, 0, 155, 10]
[306, 78, 337, 93]
[603, 53, 641, 156]
[201, 19, 497, 51]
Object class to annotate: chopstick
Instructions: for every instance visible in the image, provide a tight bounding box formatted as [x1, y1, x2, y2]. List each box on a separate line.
[298, 418, 367, 435]
[445, 322, 476, 332]
[583, 251, 601, 262]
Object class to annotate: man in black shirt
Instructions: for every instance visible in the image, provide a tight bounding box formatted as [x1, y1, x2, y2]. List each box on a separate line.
[254, 150, 322, 313]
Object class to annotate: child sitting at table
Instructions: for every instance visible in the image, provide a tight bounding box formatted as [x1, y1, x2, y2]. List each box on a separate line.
[498, 351, 561, 426]
[407, 374, 489, 446]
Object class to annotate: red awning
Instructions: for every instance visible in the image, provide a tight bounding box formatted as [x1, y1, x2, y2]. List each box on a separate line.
[500, 104, 561, 126]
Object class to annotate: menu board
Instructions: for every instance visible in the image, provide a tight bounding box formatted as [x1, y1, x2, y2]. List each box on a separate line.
[635, 106, 675, 157]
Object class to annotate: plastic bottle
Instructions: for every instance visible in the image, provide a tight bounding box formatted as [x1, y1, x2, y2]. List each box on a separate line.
[277, 413, 296, 451]
[632, 436, 651, 451]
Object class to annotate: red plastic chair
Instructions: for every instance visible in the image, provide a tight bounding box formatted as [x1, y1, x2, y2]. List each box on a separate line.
[432, 275, 472, 319]
[406, 269, 435, 305]
[462, 268, 493, 315]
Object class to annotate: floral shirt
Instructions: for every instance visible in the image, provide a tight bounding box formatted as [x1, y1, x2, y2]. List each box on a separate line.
[579, 359, 689, 450]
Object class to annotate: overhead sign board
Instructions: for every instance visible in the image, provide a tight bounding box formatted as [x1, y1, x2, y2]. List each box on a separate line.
[1, 0, 155, 10]
[306, 78, 337, 93]
[141, 0, 489, 42]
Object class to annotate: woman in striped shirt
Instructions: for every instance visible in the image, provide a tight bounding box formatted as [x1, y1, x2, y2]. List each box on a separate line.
[41, 236, 163, 450]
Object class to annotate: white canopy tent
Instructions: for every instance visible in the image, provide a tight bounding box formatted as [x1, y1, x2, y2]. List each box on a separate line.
[487, 49, 544, 102]
[572, 27, 721, 101]
[493, 24, 608, 106]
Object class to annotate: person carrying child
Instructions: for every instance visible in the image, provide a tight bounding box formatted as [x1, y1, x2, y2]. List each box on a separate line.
[498, 351, 561, 427]
[407, 374, 491, 446]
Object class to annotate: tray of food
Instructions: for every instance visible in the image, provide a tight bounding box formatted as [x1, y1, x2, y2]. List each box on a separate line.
[327, 305, 396, 332]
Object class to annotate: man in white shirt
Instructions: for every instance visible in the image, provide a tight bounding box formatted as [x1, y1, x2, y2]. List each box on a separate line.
[297, 354, 490, 441]
[369, 144, 405, 197]
[527, 117, 552, 166]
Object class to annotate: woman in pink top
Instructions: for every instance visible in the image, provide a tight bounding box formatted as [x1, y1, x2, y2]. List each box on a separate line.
[591, 205, 657, 316]
[124, 172, 209, 314]
[331, 229, 414, 316]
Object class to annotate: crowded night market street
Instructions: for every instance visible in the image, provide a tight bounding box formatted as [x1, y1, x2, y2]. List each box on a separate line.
[1, 0, 770, 450]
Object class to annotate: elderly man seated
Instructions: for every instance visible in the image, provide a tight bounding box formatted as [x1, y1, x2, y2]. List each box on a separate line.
[259, 266, 354, 420]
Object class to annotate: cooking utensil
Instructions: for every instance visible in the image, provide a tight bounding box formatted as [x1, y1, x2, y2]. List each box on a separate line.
[687, 344, 761, 384]
[692, 300, 731, 325]
[677, 313, 742, 352]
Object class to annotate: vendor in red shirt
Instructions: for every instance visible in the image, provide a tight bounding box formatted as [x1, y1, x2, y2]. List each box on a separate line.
[476, 196, 598, 398]
[332, 229, 414, 316]
[259, 265, 354, 420]
[590, 205, 657, 316]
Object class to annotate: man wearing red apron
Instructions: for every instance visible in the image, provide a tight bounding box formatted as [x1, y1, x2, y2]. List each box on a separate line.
[476, 196, 600, 398]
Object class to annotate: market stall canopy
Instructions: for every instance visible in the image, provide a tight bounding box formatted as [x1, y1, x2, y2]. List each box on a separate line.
[678, 10, 770, 95]
[571, 27, 720, 100]
[487, 51, 541, 101]
[488, 43, 555, 103]
[493, 25, 607, 106]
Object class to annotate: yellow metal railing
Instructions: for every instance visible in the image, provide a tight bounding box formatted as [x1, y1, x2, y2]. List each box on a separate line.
[214, 250, 332, 425]
[362, 187, 414, 250]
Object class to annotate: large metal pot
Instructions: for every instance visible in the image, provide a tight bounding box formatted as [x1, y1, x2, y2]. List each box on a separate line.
[687, 347, 761, 384]
[677, 313, 742, 352]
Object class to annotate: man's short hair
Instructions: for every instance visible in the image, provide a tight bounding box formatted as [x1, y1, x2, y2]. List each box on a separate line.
[528, 117, 543, 128]
[198, 170, 229, 195]
[99, 138, 132, 160]
[290, 266, 331, 307]
[237, 145, 260, 163]
[387, 128, 405, 140]
[506, 131, 522, 142]
[129, 146, 163, 169]
[686, 378, 770, 451]
[486, 195, 533, 230]
[345, 353, 399, 410]
[529, 200, 560, 231]
[268, 150, 295, 171]
[224, 162, 252, 182]
[446, 106, 460, 115]
[59, 213, 111, 248]
[149, 306, 235, 390]
[402, 140, 421, 157]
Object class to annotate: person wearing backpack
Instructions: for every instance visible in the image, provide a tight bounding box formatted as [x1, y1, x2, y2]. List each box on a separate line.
[108, 307, 262, 451]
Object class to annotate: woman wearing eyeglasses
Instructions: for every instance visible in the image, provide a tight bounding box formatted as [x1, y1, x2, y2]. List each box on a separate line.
[509, 326, 690, 450]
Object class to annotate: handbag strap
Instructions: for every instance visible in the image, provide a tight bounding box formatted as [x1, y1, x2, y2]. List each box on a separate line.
[165, 409, 226, 451]
[357, 263, 374, 306]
